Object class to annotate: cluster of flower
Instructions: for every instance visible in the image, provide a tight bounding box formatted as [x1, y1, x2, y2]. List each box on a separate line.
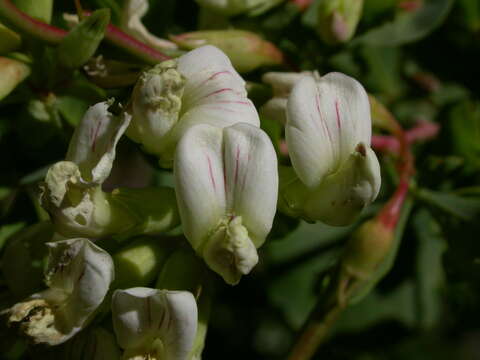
[4, 45, 380, 359]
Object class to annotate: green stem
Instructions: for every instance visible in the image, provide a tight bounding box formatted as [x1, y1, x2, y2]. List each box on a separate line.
[0, 0, 170, 64]
[0, 0, 65, 43]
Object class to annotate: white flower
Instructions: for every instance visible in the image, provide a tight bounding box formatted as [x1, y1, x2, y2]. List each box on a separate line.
[128, 45, 259, 167]
[112, 287, 197, 360]
[120, 0, 178, 51]
[260, 71, 314, 124]
[174, 123, 278, 284]
[40, 101, 133, 237]
[285, 72, 381, 225]
[66, 100, 131, 184]
[6, 238, 114, 345]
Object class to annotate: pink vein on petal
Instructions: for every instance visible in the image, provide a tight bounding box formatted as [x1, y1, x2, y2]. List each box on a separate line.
[314, 93, 333, 144]
[196, 70, 233, 91]
[206, 155, 217, 191]
[91, 120, 103, 152]
[335, 99, 342, 131]
[203, 88, 235, 99]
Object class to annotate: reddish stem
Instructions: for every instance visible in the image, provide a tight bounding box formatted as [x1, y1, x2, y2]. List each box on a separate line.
[0, 0, 169, 64]
[0, 0, 66, 43]
[372, 121, 440, 154]
[290, 0, 313, 11]
[398, 0, 423, 12]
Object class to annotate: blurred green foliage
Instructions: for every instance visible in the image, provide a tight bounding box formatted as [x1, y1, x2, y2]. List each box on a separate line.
[0, 0, 479, 359]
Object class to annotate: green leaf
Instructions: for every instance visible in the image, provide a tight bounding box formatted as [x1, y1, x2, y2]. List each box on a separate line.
[360, 45, 405, 100]
[449, 100, 480, 172]
[267, 246, 342, 329]
[356, 0, 454, 46]
[0, 222, 25, 253]
[457, 0, 480, 31]
[413, 208, 446, 330]
[415, 188, 480, 221]
[335, 281, 417, 333]
[56, 95, 90, 127]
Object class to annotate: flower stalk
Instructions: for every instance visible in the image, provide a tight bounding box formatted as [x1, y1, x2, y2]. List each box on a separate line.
[0, 0, 169, 63]
[287, 98, 415, 360]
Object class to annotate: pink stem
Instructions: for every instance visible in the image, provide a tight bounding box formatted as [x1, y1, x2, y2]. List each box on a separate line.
[398, 0, 423, 12]
[372, 121, 440, 154]
[290, 0, 313, 11]
[0, 0, 169, 64]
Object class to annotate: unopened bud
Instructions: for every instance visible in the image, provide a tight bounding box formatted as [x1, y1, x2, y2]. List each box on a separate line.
[340, 219, 394, 281]
[317, 0, 364, 44]
[0, 57, 30, 100]
[171, 30, 284, 73]
[57, 9, 110, 69]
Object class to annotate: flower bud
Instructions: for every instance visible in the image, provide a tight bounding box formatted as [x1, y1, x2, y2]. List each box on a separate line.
[57, 9, 110, 69]
[112, 287, 197, 360]
[128, 45, 259, 167]
[336, 218, 394, 304]
[0, 22, 21, 54]
[171, 30, 284, 73]
[260, 71, 314, 124]
[120, 0, 178, 52]
[174, 123, 278, 284]
[62, 327, 121, 360]
[317, 0, 364, 44]
[195, 0, 284, 16]
[6, 238, 114, 345]
[0, 57, 30, 100]
[341, 219, 393, 280]
[284, 72, 381, 225]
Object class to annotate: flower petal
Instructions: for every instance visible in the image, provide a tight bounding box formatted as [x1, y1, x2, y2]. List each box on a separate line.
[286, 72, 371, 188]
[174, 124, 226, 249]
[168, 45, 260, 152]
[66, 101, 131, 184]
[112, 287, 197, 360]
[303, 144, 381, 226]
[7, 238, 114, 345]
[223, 123, 278, 246]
